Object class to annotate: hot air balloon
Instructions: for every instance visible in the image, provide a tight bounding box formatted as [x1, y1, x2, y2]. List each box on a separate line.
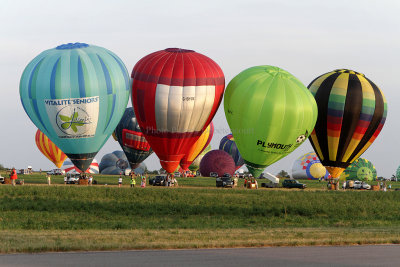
[189, 145, 211, 172]
[35, 129, 67, 168]
[99, 150, 147, 175]
[340, 158, 377, 181]
[199, 150, 235, 177]
[20, 43, 130, 172]
[63, 159, 99, 174]
[308, 69, 387, 179]
[219, 133, 244, 170]
[224, 66, 318, 177]
[291, 152, 330, 180]
[114, 107, 153, 169]
[131, 48, 225, 173]
[180, 122, 214, 170]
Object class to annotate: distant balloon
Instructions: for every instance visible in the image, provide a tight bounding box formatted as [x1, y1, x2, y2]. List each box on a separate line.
[308, 69, 387, 179]
[114, 107, 153, 169]
[199, 150, 235, 177]
[99, 150, 146, 175]
[340, 158, 377, 181]
[63, 159, 99, 174]
[20, 43, 130, 172]
[219, 133, 244, 170]
[224, 66, 318, 177]
[180, 122, 214, 170]
[291, 152, 330, 180]
[35, 129, 67, 168]
[189, 145, 211, 172]
[131, 48, 225, 173]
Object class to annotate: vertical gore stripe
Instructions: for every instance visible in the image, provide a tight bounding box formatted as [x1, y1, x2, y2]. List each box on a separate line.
[98, 55, 113, 95]
[28, 58, 44, 99]
[78, 56, 86, 98]
[109, 52, 129, 90]
[310, 72, 341, 163]
[336, 74, 363, 161]
[104, 94, 116, 131]
[32, 100, 48, 133]
[50, 58, 61, 99]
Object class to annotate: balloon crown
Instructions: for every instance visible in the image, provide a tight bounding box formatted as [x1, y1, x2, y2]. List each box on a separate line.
[165, 48, 194, 53]
[56, 42, 89, 50]
[334, 69, 365, 76]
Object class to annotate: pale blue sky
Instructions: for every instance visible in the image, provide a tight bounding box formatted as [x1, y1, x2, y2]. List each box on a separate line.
[1, 0, 399, 177]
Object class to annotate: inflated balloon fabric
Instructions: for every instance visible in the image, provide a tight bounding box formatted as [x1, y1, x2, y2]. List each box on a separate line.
[199, 150, 235, 177]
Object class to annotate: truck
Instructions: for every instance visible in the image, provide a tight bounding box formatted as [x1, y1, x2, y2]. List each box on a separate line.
[353, 180, 371, 190]
[260, 172, 279, 188]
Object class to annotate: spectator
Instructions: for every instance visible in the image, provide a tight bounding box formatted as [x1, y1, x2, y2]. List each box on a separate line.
[10, 167, 17, 186]
[118, 175, 122, 188]
[88, 175, 93, 186]
[64, 175, 67, 185]
[47, 174, 51, 185]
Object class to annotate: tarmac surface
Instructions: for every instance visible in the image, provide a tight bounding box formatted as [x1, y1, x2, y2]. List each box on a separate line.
[1, 245, 399, 267]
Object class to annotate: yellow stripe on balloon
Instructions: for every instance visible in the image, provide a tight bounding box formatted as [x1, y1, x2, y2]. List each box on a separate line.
[310, 130, 324, 161]
[187, 125, 211, 162]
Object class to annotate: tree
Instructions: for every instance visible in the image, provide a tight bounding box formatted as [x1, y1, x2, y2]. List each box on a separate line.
[277, 170, 290, 178]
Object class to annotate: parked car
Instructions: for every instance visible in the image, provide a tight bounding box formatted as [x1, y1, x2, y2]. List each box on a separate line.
[149, 175, 167, 186]
[47, 169, 65, 175]
[210, 172, 218, 178]
[353, 180, 371, 190]
[66, 173, 80, 184]
[282, 179, 306, 189]
[216, 176, 234, 188]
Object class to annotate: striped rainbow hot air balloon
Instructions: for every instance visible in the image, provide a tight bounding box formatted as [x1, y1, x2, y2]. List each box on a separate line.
[35, 129, 67, 168]
[180, 122, 214, 171]
[308, 69, 387, 179]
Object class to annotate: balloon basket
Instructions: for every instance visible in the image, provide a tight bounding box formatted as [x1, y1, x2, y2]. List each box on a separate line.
[4, 178, 11, 184]
[371, 185, 380, 191]
[79, 179, 89, 186]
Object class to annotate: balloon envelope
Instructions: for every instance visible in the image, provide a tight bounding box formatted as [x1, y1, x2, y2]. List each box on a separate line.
[291, 152, 330, 180]
[219, 133, 244, 170]
[131, 48, 225, 173]
[224, 66, 318, 177]
[180, 122, 214, 170]
[63, 159, 99, 174]
[308, 69, 387, 178]
[35, 129, 67, 168]
[20, 43, 130, 172]
[199, 150, 235, 177]
[99, 150, 146, 175]
[189, 145, 211, 172]
[114, 107, 153, 169]
[340, 158, 377, 181]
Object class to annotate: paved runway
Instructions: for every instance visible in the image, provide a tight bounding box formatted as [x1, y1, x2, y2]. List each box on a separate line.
[1, 245, 399, 267]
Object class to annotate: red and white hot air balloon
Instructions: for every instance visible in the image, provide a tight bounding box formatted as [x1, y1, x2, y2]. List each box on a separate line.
[131, 48, 224, 173]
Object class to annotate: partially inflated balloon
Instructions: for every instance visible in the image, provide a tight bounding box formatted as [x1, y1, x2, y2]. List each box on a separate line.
[20, 43, 130, 172]
[340, 158, 376, 181]
[308, 69, 387, 178]
[199, 150, 235, 177]
[219, 133, 244, 170]
[224, 66, 318, 177]
[114, 107, 153, 169]
[131, 48, 225, 173]
[180, 122, 214, 170]
[291, 152, 330, 180]
[35, 129, 67, 168]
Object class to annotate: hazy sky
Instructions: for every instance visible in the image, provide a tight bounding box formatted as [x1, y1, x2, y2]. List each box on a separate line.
[1, 0, 399, 177]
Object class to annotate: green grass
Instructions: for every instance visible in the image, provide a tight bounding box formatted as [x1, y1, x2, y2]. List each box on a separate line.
[1, 186, 400, 230]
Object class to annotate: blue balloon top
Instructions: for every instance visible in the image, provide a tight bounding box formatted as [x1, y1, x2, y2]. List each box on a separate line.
[56, 42, 89, 50]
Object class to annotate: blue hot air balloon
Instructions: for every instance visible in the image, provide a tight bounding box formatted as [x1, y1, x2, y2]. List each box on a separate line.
[114, 107, 153, 169]
[20, 42, 130, 172]
[219, 134, 244, 170]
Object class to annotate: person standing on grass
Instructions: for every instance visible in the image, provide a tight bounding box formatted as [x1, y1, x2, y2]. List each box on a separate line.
[64, 174, 67, 185]
[342, 181, 346, 190]
[141, 175, 146, 187]
[130, 176, 136, 188]
[118, 175, 123, 188]
[47, 174, 51, 185]
[88, 175, 93, 186]
[10, 167, 17, 186]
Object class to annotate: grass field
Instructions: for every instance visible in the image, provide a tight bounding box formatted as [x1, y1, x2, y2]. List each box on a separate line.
[1, 180, 400, 253]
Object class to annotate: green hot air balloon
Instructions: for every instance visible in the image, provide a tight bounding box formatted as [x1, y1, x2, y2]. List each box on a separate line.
[340, 158, 377, 181]
[224, 66, 318, 177]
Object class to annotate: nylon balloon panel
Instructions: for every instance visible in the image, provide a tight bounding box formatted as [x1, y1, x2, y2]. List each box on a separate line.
[308, 69, 387, 170]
